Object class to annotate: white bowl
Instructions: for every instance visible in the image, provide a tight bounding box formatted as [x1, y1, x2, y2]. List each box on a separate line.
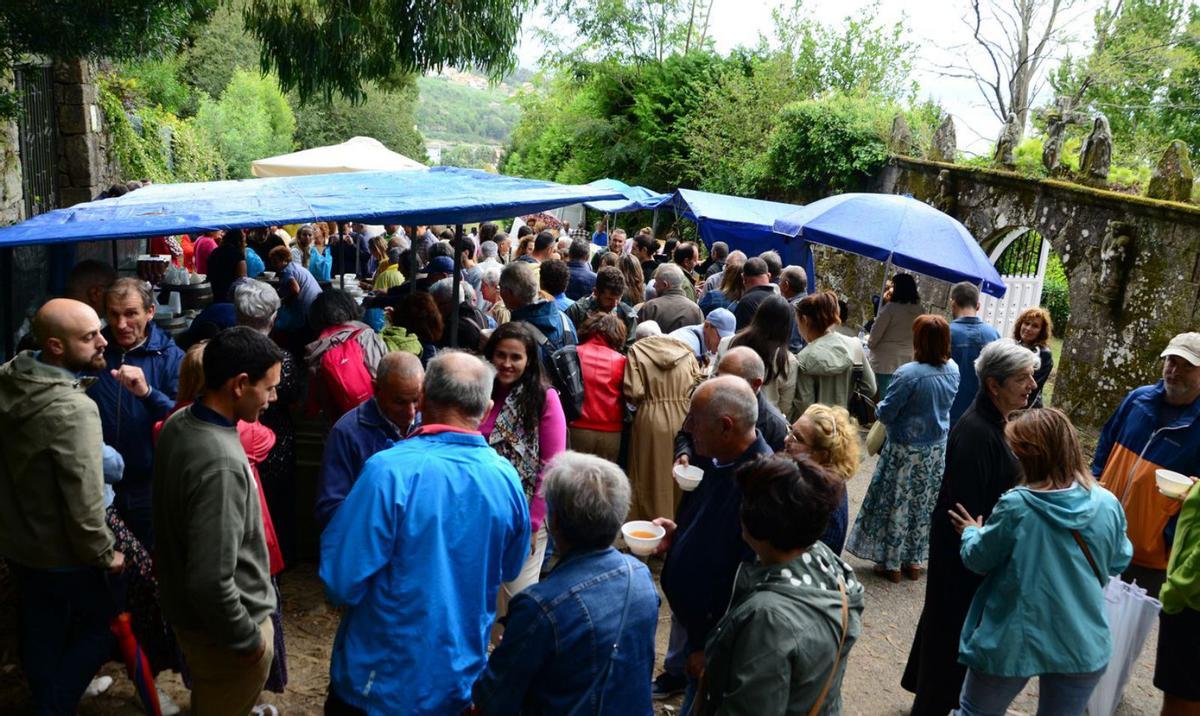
[673, 464, 704, 491]
[621, 521, 665, 556]
[1156, 469, 1195, 499]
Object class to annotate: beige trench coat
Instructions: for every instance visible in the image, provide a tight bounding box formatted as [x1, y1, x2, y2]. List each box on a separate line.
[623, 335, 705, 522]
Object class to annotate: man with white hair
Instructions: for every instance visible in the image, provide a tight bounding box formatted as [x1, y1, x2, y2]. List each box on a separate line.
[653, 376, 773, 712]
[472, 452, 660, 714]
[479, 264, 509, 325]
[638, 263, 703, 334]
[321, 351, 530, 714]
[430, 277, 489, 351]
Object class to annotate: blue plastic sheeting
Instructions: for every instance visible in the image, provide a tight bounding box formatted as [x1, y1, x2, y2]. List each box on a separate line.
[0, 166, 627, 248]
[584, 178, 673, 214]
[671, 188, 815, 283]
[772, 193, 1007, 298]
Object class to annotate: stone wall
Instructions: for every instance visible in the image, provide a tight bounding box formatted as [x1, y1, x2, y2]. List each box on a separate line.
[0, 70, 22, 227]
[54, 59, 120, 206]
[870, 156, 1200, 430]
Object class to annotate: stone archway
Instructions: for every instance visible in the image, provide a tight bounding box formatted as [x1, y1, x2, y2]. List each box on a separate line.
[873, 157, 1200, 430]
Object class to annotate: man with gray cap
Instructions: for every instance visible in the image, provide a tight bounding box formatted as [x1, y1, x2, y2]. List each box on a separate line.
[668, 307, 735, 366]
[1094, 332, 1200, 596]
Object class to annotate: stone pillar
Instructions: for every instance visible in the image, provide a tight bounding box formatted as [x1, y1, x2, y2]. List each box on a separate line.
[53, 59, 117, 206]
[0, 69, 22, 226]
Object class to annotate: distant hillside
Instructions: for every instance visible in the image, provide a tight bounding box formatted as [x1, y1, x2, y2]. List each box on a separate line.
[416, 74, 523, 145]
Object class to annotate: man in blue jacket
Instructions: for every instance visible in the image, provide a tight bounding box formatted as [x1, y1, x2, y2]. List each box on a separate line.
[501, 261, 577, 361]
[655, 376, 773, 714]
[564, 239, 597, 301]
[86, 278, 183, 548]
[320, 351, 530, 715]
[948, 282, 1000, 426]
[315, 352, 423, 531]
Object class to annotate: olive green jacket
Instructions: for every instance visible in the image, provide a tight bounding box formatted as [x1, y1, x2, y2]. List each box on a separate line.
[0, 351, 114, 569]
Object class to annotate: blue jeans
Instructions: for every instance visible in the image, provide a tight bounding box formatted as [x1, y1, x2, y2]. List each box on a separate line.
[12, 563, 117, 715]
[955, 667, 1105, 716]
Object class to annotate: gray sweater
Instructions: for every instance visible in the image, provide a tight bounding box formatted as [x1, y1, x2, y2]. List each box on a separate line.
[152, 407, 275, 652]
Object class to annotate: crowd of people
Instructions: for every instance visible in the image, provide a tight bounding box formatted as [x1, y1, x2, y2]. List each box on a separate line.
[0, 216, 1197, 716]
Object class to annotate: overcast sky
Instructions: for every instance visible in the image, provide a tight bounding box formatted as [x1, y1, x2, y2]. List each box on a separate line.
[517, 0, 1103, 154]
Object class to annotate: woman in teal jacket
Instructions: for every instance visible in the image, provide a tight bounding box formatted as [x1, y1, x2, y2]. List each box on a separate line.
[949, 408, 1132, 716]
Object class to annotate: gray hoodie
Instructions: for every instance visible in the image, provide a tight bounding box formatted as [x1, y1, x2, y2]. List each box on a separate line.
[0, 351, 113, 569]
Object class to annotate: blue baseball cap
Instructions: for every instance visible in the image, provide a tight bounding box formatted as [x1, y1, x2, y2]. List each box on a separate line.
[426, 256, 455, 274]
[704, 308, 736, 337]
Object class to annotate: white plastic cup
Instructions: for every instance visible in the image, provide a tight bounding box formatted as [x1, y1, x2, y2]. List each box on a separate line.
[621, 520, 665, 556]
[673, 464, 704, 492]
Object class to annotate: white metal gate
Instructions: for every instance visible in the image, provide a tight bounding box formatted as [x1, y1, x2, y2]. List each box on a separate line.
[979, 228, 1051, 338]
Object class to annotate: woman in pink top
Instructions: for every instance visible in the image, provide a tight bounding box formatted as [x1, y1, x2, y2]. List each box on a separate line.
[192, 229, 221, 274]
[481, 322, 567, 639]
[570, 312, 628, 463]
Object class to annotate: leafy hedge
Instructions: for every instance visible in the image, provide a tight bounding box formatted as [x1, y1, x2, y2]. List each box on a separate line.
[764, 94, 892, 200]
[1041, 253, 1070, 334]
[98, 73, 225, 182]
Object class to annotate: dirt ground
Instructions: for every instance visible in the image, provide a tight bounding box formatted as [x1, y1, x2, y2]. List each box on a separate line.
[0, 452, 1163, 715]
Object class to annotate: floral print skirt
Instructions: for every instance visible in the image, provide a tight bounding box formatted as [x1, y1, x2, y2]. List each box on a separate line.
[845, 438, 947, 570]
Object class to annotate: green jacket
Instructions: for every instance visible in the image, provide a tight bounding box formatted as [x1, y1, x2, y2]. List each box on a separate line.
[700, 542, 865, 716]
[153, 407, 275, 653]
[1162, 481, 1200, 614]
[0, 351, 114, 570]
[793, 332, 871, 420]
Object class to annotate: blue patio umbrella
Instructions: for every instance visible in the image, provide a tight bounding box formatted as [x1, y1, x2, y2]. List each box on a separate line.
[772, 193, 1006, 298]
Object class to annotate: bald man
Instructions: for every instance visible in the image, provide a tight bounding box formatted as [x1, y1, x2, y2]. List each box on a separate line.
[316, 352, 425, 530]
[655, 376, 772, 712]
[673, 347, 788, 466]
[0, 298, 123, 712]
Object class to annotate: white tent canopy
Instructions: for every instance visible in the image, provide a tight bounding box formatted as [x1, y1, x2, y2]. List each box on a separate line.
[250, 136, 426, 177]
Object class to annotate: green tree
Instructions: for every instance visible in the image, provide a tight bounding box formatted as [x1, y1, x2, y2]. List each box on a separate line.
[195, 69, 295, 177]
[1051, 0, 1200, 163]
[179, 0, 261, 103]
[539, 0, 700, 65]
[242, 0, 529, 103]
[294, 78, 426, 162]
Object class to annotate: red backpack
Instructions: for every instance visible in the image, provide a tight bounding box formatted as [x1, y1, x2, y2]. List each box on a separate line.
[314, 328, 374, 417]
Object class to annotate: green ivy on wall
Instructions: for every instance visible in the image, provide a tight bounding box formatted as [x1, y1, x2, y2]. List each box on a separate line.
[97, 73, 225, 183]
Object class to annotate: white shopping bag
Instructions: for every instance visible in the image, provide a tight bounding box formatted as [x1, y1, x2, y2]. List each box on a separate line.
[1086, 577, 1161, 716]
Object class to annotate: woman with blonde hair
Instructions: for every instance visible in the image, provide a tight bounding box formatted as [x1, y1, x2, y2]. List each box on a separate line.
[784, 403, 861, 552]
[948, 408, 1131, 715]
[1012, 306, 1054, 408]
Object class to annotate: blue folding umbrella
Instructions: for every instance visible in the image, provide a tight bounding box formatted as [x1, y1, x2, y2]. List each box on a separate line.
[772, 193, 1006, 297]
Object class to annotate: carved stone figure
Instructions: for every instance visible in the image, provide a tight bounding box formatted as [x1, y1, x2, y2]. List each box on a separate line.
[929, 116, 957, 163]
[1147, 140, 1195, 202]
[1040, 97, 1085, 175]
[1078, 115, 1112, 183]
[993, 113, 1019, 169]
[889, 114, 916, 156]
[1094, 221, 1135, 313]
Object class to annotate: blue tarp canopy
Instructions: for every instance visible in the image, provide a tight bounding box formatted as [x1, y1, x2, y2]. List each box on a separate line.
[584, 178, 673, 214]
[671, 188, 815, 284]
[0, 166, 627, 248]
[772, 193, 1007, 298]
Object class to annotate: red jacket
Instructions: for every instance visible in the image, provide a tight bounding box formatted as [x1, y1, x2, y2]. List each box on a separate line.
[571, 335, 627, 432]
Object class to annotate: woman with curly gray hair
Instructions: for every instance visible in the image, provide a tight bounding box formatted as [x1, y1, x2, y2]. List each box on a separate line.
[903, 338, 1040, 716]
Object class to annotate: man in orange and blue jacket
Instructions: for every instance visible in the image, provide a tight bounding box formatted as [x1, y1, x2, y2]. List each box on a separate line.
[1093, 332, 1200, 596]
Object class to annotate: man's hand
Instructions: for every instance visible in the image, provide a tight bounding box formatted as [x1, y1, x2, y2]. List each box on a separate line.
[651, 517, 677, 555]
[110, 366, 151, 398]
[108, 550, 125, 574]
[685, 650, 705, 679]
[238, 636, 267, 665]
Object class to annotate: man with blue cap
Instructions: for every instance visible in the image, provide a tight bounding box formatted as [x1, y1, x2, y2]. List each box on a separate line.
[668, 308, 735, 368]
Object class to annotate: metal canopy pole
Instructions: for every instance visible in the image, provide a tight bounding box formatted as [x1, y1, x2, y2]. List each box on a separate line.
[408, 225, 420, 281]
[2, 247, 14, 359]
[449, 224, 463, 348]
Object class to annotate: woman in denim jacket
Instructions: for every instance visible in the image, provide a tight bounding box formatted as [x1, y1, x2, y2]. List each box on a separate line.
[847, 314, 959, 582]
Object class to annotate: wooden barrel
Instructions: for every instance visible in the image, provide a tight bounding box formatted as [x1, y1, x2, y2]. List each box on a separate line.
[158, 282, 213, 312]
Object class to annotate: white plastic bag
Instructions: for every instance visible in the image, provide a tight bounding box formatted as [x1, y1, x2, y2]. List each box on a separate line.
[1086, 577, 1161, 716]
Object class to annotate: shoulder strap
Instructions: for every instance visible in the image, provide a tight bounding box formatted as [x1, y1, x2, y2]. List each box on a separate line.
[809, 579, 850, 716]
[1070, 529, 1106, 588]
